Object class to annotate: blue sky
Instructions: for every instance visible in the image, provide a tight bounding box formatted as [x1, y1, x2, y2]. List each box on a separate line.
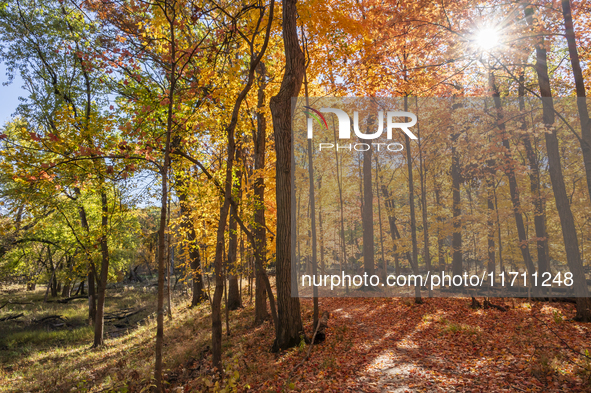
[0, 62, 27, 126]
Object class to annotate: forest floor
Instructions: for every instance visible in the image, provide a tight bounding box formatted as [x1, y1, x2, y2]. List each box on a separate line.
[1, 282, 591, 392]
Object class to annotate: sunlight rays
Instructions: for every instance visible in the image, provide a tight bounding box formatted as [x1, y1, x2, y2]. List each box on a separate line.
[475, 27, 501, 51]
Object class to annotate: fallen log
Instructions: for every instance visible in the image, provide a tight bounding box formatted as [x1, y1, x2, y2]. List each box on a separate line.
[57, 295, 87, 303]
[104, 307, 145, 321]
[0, 301, 34, 310]
[0, 313, 24, 322]
[33, 315, 66, 323]
[33, 315, 69, 328]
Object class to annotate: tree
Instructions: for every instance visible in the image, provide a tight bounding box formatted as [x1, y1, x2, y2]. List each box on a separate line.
[269, 0, 304, 352]
[525, 3, 591, 320]
[361, 130, 375, 285]
[560, 0, 591, 203]
[0, 0, 129, 346]
[253, 61, 270, 325]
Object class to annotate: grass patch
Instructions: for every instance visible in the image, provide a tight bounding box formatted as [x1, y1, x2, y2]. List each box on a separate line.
[0, 282, 165, 392]
[1, 326, 94, 350]
[0, 279, 261, 392]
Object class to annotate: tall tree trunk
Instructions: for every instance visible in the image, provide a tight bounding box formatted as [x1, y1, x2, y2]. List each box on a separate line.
[155, 145, 171, 388]
[269, 0, 304, 352]
[561, 0, 591, 201]
[48, 247, 58, 298]
[44, 250, 54, 303]
[362, 139, 375, 283]
[333, 117, 348, 292]
[297, 187, 302, 275]
[303, 74, 319, 325]
[418, 109, 431, 294]
[525, 4, 591, 320]
[451, 103, 463, 279]
[382, 185, 414, 278]
[211, 0, 275, 367]
[190, 246, 206, 306]
[404, 97, 421, 303]
[435, 187, 445, 272]
[376, 156, 387, 281]
[223, 245, 230, 336]
[155, 3, 175, 385]
[88, 271, 96, 325]
[490, 73, 537, 293]
[166, 194, 172, 319]
[494, 189, 503, 282]
[75, 200, 96, 325]
[518, 72, 549, 275]
[62, 256, 72, 297]
[93, 191, 110, 348]
[61, 282, 71, 297]
[227, 147, 244, 311]
[210, 104, 235, 370]
[177, 172, 207, 306]
[239, 235, 244, 301]
[486, 181, 496, 277]
[318, 175, 325, 276]
[76, 280, 84, 296]
[254, 62, 269, 325]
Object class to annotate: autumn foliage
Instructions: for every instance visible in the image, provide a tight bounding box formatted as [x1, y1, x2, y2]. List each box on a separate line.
[1, 0, 591, 392]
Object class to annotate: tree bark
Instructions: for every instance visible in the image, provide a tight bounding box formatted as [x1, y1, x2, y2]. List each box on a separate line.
[166, 195, 173, 319]
[190, 245, 206, 306]
[376, 156, 387, 281]
[254, 62, 269, 325]
[333, 117, 348, 291]
[227, 147, 244, 311]
[490, 73, 537, 293]
[154, 2, 175, 386]
[318, 175, 325, 276]
[93, 191, 110, 348]
[177, 172, 207, 306]
[518, 71, 549, 275]
[269, 0, 304, 352]
[381, 185, 414, 277]
[417, 108, 431, 294]
[362, 138, 375, 282]
[61, 282, 70, 297]
[486, 181, 496, 278]
[494, 189, 503, 281]
[404, 97, 421, 303]
[49, 249, 58, 298]
[88, 271, 96, 325]
[451, 103, 463, 279]
[435, 187, 445, 272]
[303, 74, 319, 325]
[76, 280, 84, 296]
[561, 0, 591, 201]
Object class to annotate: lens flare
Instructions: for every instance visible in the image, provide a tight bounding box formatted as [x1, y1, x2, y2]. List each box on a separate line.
[476, 28, 500, 51]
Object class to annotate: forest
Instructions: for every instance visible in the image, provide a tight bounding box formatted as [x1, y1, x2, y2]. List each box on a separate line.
[1, 0, 591, 391]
